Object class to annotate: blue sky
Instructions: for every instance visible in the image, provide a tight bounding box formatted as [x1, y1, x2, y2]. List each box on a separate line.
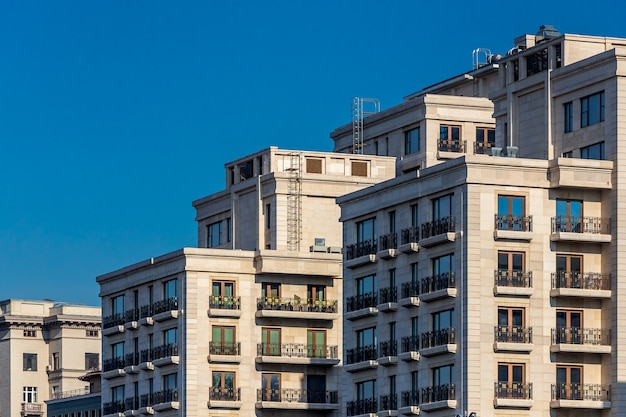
[1, 1, 624, 306]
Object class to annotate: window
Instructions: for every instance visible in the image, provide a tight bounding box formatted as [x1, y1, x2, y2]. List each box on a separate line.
[163, 373, 177, 390]
[261, 283, 280, 299]
[111, 295, 124, 316]
[239, 160, 253, 181]
[356, 218, 376, 244]
[476, 127, 495, 154]
[564, 102, 573, 133]
[356, 380, 376, 401]
[261, 373, 281, 401]
[307, 284, 326, 303]
[433, 364, 454, 387]
[497, 251, 524, 286]
[162, 279, 177, 301]
[163, 328, 177, 345]
[556, 254, 583, 288]
[207, 221, 222, 248]
[211, 326, 235, 354]
[351, 161, 368, 177]
[439, 125, 461, 152]
[307, 329, 326, 357]
[357, 327, 376, 349]
[556, 199, 582, 232]
[23, 386, 37, 403]
[306, 158, 323, 174]
[432, 309, 454, 332]
[526, 48, 548, 76]
[388, 210, 396, 234]
[497, 363, 525, 398]
[411, 204, 418, 227]
[261, 328, 281, 356]
[581, 142, 605, 160]
[497, 307, 525, 342]
[556, 366, 583, 400]
[556, 310, 582, 344]
[356, 274, 375, 298]
[433, 254, 454, 277]
[212, 371, 235, 399]
[85, 353, 99, 371]
[212, 281, 235, 308]
[265, 203, 271, 228]
[112, 342, 124, 360]
[86, 329, 99, 337]
[23, 329, 36, 337]
[23, 353, 37, 371]
[497, 195, 525, 231]
[52, 352, 60, 370]
[581, 91, 604, 128]
[433, 194, 453, 221]
[404, 127, 420, 154]
[111, 385, 124, 403]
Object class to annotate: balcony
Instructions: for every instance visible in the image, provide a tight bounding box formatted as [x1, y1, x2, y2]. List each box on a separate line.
[208, 295, 242, 318]
[399, 390, 420, 415]
[474, 141, 494, 155]
[377, 340, 398, 366]
[21, 403, 44, 417]
[151, 389, 179, 412]
[124, 308, 140, 330]
[550, 328, 611, 354]
[399, 282, 420, 307]
[377, 233, 398, 259]
[493, 270, 533, 296]
[208, 342, 241, 363]
[437, 138, 466, 159]
[420, 328, 456, 357]
[378, 394, 398, 414]
[345, 239, 378, 268]
[51, 387, 92, 400]
[102, 313, 125, 335]
[550, 216, 611, 243]
[419, 216, 455, 247]
[103, 357, 126, 379]
[399, 227, 420, 253]
[493, 214, 533, 241]
[345, 345, 378, 373]
[494, 382, 533, 408]
[550, 272, 611, 298]
[493, 326, 533, 352]
[420, 272, 456, 302]
[208, 387, 242, 409]
[124, 352, 140, 374]
[256, 389, 339, 410]
[256, 297, 338, 320]
[124, 397, 140, 414]
[256, 343, 339, 365]
[141, 343, 179, 367]
[377, 287, 398, 312]
[550, 384, 611, 409]
[103, 400, 125, 416]
[399, 336, 420, 362]
[345, 292, 378, 321]
[420, 384, 456, 411]
[347, 398, 377, 416]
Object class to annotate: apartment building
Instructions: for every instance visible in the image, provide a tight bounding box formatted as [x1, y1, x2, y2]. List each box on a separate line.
[335, 26, 626, 416]
[96, 148, 395, 417]
[0, 299, 102, 417]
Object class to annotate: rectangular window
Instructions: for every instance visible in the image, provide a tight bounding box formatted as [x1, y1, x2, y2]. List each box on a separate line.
[356, 218, 376, 244]
[356, 274, 375, 298]
[497, 251, 525, 286]
[212, 371, 235, 397]
[556, 366, 583, 400]
[307, 329, 326, 358]
[497, 195, 525, 231]
[411, 204, 418, 227]
[266, 203, 271, 228]
[111, 295, 124, 316]
[163, 278, 177, 299]
[212, 281, 235, 308]
[497, 363, 525, 398]
[23, 353, 37, 371]
[111, 385, 124, 402]
[24, 329, 36, 337]
[23, 386, 37, 403]
[86, 329, 99, 337]
[556, 199, 583, 232]
[351, 161, 368, 177]
[226, 218, 232, 243]
[439, 125, 461, 152]
[261, 328, 281, 356]
[556, 310, 583, 344]
[433, 365, 454, 386]
[261, 373, 281, 401]
[581, 142, 605, 160]
[564, 102, 573, 133]
[212, 326, 236, 354]
[163, 373, 177, 390]
[111, 342, 124, 361]
[433, 194, 453, 221]
[581, 91, 605, 128]
[404, 127, 420, 154]
[432, 309, 454, 331]
[261, 282, 281, 299]
[356, 327, 376, 349]
[85, 353, 99, 371]
[476, 127, 495, 154]
[388, 210, 396, 235]
[239, 160, 253, 181]
[356, 379, 376, 401]
[163, 328, 177, 345]
[207, 221, 222, 248]
[52, 352, 60, 370]
[306, 158, 323, 174]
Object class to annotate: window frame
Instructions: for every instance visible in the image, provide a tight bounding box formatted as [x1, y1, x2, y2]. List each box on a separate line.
[85, 353, 99, 371]
[23, 386, 38, 403]
[404, 127, 420, 155]
[207, 221, 223, 248]
[23, 353, 37, 371]
[581, 141, 605, 160]
[580, 91, 605, 128]
[564, 102, 573, 133]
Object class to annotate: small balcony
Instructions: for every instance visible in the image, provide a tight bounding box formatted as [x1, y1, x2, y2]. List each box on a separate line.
[420, 328, 456, 357]
[346, 398, 377, 416]
[141, 343, 179, 367]
[208, 342, 241, 363]
[378, 394, 398, 414]
[102, 313, 125, 335]
[256, 343, 339, 365]
[378, 233, 398, 259]
[550, 216, 611, 243]
[550, 383, 611, 409]
[437, 138, 466, 158]
[377, 287, 398, 312]
[550, 272, 611, 298]
[493, 326, 533, 352]
[124, 308, 140, 329]
[474, 141, 494, 155]
[550, 328, 611, 353]
[151, 388, 179, 412]
[103, 357, 126, 379]
[493, 214, 533, 241]
[494, 382, 533, 408]
[208, 387, 242, 409]
[420, 272, 456, 302]
[345, 239, 378, 268]
[140, 297, 179, 324]
[256, 297, 338, 320]
[399, 336, 420, 362]
[377, 340, 398, 366]
[493, 270, 533, 296]
[124, 397, 140, 413]
[208, 295, 242, 318]
[21, 403, 44, 417]
[420, 384, 456, 411]
[399, 227, 420, 253]
[399, 390, 420, 415]
[399, 282, 420, 307]
[256, 389, 339, 410]
[124, 352, 140, 374]
[419, 216, 455, 247]
[345, 345, 378, 372]
[345, 292, 378, 321]
[103, 400, 125, 416]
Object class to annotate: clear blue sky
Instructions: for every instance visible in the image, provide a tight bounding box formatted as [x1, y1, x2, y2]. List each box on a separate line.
[1, 1, 623, 306]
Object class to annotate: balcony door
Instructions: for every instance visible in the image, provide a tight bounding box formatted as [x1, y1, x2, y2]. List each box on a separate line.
[556, 199, 583, 232]
[307, 375, 326, 403]
[498, 195, 525, 231]
[307, 329, 326, 358]
[556, 366, 582, 400]
[497, 363, 524, 398]
[212, 371, 235, 400]
[556, 254, 582, 288]
[261, 373, 281, 401]
[497, 251, 524, 286]
[498, 307, 524, 342]
[262, 328, 281, 356]
[556, 310, 582, 344]
[212, 326, 235, 354]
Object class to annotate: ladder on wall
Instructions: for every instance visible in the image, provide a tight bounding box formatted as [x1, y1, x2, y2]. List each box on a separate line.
[352, 97, 381, 154]
[286, 152, 302, 251]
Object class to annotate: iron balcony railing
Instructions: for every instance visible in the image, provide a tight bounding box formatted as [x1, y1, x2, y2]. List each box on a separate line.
[494, 269, 532, 288]
[256, 343, 338, 359]
[346, 344, 377, 364]
[551, 272, 610, 290]
[140, 343, 179, 362]
[401, 390, 420, 407]
[103, 356, 124, 372]
[421, 216, 455, 239]
[494, 326, 533, 343]
[379, 340, 397, 357]
[256, 297, 337, 313]
[401, 281, 420, 298]
[421, 383, 455, 403]
[551, 383, 610, 401]
[438, 138, 466, 153]
[379, 233, 398, 251]
[210, 387, 241, 401]
[102, 313, 125, 329]
[209, 342, 241, 356]
[551, 328, 610, 346]
[140, 297, 178, 318]
[125, 308, 139, 322]
[210, 295, 241, 310]
[494, 382, 532, 400]
[347, 398, 377, 416]
[401, 335, 420, 353]
[474, 141, 494, 155]
[103, 400, 125, 415]
[401, 226, 419, 244]
[152, 388, 178, 404]
[379, 394, 398, 411]
[124, 397, 139, 411]
[52, 387, 92, 400]
[140, 393, 154, 408]
[421, 327, 455, 349]
[346, 239, 378, 260]
[494, 214, 533, 232]
[125, 352, 140, 367]
[379, 286, 397, 304]
[421, 272, 455, 295]
[346, 292, 378, 312]
[551, 216, 610, 234]
[257, 389, 338, 404]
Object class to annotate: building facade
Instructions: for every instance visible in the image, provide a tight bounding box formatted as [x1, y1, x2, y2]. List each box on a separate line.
[0, 299, 101, 417]
[96, 148, 395, 417]
[336, 27, 625, 417]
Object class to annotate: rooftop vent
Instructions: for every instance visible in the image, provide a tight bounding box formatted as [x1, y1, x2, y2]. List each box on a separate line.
[536, 25, 561, 43]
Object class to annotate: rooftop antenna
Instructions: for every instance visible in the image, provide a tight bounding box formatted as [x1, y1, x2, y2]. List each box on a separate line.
[352, 97, 380, 154]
